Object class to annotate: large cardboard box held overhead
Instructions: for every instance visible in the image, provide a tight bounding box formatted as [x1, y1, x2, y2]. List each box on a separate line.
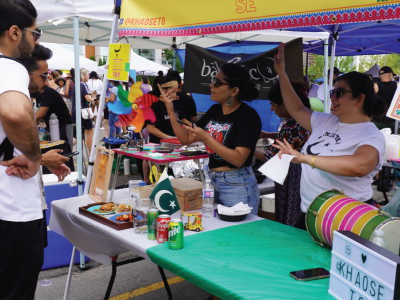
[170, 178, 203, 211]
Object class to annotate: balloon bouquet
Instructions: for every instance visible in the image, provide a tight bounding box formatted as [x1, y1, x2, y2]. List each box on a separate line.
[107, 82, 158, 132]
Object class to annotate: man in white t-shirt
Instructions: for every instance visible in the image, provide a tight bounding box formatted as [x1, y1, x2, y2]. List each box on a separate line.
[0, 1, 44, 299]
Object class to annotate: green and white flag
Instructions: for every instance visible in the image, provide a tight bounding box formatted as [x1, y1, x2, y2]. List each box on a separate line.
[149, 169, 180, 215]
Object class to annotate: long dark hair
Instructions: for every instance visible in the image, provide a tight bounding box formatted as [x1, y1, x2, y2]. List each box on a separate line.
[219, 63, 259, 102]
[268, 80, 311, 109]
[337, 72, 385, 117]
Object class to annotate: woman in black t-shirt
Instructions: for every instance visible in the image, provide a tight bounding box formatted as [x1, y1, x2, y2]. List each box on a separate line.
[161, 63, 262, 215]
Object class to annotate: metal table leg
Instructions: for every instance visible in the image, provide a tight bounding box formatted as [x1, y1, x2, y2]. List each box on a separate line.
[381, 166, 389, 205]
[104, 255, 145, 299]
[104, 256, 118, 300]
[158, 266, 173, 300]
[63, 247, 77, 300]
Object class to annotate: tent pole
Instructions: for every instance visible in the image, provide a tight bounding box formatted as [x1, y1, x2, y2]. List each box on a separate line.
[63, 16, 82, 300]
[172, 37, 176, 70]
[84, 12, 119, 195]
[305, 53, 309, 75]
[327, 37, 337, 114]
[73, 16, 83, 199]
[323, 39, 329, 113]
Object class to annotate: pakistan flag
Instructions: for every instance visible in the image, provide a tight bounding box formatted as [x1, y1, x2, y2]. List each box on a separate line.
[149, 169, 180, 215]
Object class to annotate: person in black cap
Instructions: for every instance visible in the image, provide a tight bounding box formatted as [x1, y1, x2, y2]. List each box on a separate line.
[317, 67, 341, 102]
[373, 66, 398, 132]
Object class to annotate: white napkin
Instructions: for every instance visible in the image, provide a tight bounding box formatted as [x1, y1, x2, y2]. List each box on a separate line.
[217, 202, 252, 216]
[258, 154, 296, 185]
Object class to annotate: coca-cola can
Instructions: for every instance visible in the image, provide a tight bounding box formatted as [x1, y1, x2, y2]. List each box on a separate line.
[157, 214, 171, 243]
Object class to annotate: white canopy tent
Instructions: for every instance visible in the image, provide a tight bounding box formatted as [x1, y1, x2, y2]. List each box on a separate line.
[97, 50, 169, 76]
[41, 42, 97, 71]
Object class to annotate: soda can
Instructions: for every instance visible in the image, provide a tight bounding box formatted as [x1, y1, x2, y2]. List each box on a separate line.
[147, 208, 159, 240]
[168, 219, 184, 249]
[157, 214, 171, 243]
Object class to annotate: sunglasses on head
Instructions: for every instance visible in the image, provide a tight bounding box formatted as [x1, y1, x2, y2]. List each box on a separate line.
[211, 77, 229, 88]
[24, 28, 42, 42]
[329, 87, 359, 99]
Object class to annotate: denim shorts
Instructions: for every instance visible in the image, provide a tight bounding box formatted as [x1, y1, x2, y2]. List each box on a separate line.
[210, 166, 260, 215]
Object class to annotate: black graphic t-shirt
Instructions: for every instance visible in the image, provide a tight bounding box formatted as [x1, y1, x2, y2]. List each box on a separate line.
[196, 103, 261, 169]
[176, 92, 197, 120]
[148, 101, 185, 143]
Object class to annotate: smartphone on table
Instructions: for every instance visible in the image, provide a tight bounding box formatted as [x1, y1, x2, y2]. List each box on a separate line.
[289, 268, 330, 281]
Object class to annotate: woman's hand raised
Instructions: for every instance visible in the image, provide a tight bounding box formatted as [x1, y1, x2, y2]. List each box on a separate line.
[273, 43, 286, 76]
[157, 84, 179, 108]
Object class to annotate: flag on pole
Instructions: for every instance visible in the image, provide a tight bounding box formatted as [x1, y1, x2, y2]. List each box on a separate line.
[149, 169, 180, 215]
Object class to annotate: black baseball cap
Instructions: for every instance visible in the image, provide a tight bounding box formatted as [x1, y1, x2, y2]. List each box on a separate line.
[379, 66, 396, 76]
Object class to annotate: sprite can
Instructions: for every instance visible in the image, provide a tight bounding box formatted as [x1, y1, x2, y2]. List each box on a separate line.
[147, 208, 159, 240]
[168, 219, 184, 249]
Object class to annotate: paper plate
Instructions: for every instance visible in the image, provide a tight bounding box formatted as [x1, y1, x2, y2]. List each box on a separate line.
[109, 213, 131, 223]
[217, 213, 249, 222]
[218, 209, 252, 216]
[87, 205, 115, 215]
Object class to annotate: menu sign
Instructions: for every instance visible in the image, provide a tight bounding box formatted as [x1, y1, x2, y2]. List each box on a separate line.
[329, 231, 400, 300]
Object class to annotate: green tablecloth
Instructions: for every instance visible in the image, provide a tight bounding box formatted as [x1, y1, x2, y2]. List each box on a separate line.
[147, 219, 336, 300]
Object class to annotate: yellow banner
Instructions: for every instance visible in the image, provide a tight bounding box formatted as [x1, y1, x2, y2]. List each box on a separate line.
[120, 0, 392, 30]
[107, 43, 131, 82]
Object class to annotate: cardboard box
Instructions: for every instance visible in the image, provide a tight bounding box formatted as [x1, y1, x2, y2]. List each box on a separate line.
[171, 178, 203, 211]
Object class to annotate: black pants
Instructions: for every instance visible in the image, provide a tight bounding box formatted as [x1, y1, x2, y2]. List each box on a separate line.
[294, 213, 307, 231]
[0, 218, 44, 300]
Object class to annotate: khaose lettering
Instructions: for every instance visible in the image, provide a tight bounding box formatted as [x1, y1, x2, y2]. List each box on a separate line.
[124, 17, 166, 26]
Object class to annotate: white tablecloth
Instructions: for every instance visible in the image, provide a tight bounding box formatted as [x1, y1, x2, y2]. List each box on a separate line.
[49, 188, 261, 265]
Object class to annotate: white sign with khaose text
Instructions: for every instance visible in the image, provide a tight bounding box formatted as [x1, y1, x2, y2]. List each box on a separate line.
[329, 231, 399, 300]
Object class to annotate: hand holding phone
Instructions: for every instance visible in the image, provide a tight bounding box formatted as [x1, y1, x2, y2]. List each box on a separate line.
[62, 151, 79, 158]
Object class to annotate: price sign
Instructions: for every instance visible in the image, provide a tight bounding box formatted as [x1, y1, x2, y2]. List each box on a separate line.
[107, 43, 131, 82]
[329, 231, 400, 300]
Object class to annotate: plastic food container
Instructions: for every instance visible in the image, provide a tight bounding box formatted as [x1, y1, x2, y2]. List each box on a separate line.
[104, 137, 127, 149]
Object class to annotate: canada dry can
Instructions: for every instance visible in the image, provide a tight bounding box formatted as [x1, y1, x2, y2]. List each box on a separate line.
[168, 219, 184, 249]
[157, 214, 171, 243]
[147, 208, 159, 240]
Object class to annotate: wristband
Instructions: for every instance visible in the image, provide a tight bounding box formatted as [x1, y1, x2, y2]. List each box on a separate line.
[310, 155, 316, 169]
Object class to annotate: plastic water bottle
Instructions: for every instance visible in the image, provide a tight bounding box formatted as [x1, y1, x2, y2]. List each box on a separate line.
[202, 178, 214, 218]
[49, 113, 60, 141]
[38, 122, 46, 140]
[371, 230, 389, 250]
[123, 158, 130, 175]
